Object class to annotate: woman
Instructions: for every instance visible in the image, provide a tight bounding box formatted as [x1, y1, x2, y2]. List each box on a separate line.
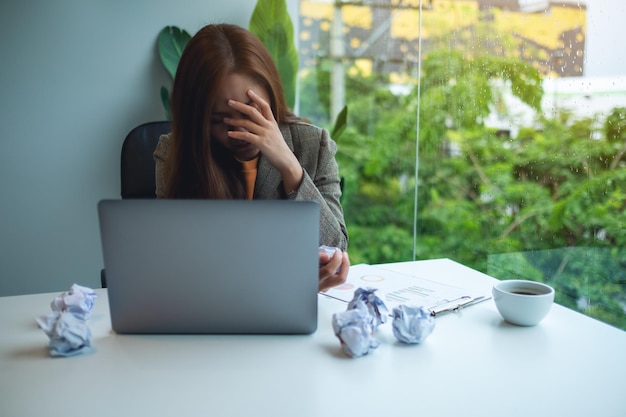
[154, 23, 349, 291]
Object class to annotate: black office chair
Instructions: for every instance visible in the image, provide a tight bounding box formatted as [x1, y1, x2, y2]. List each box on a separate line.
[120, 121, 171, 198]
[101, 121, 172, 288]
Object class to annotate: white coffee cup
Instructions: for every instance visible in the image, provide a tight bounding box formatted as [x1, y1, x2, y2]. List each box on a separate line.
[492, 280, 555, 326]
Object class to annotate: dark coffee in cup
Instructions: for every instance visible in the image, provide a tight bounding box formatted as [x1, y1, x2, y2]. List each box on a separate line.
[511, 291, 538, 295]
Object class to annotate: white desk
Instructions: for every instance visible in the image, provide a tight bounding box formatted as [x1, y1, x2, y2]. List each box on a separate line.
[2, 259, 625, 417]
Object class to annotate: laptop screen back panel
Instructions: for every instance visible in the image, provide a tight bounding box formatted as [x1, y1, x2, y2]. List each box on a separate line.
[98, 199, 320, 334]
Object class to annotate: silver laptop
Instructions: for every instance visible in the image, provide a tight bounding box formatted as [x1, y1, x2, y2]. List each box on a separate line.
[97, 199, 320, 335]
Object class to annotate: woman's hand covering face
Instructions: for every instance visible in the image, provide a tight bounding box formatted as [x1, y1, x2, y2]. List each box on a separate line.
[225, 88, 304, 194]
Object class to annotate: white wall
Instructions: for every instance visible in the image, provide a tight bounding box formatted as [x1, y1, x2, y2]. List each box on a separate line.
[0, 0, 297, 296]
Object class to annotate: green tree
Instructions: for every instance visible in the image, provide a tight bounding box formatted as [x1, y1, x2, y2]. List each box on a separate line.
[299, 50, 626, 330]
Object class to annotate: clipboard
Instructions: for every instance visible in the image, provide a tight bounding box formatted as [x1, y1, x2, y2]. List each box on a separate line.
[322, 264, 490, 316]
[428, 295, 489, 317]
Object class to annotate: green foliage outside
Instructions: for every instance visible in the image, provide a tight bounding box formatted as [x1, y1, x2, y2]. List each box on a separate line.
[299, 50, 626, 330]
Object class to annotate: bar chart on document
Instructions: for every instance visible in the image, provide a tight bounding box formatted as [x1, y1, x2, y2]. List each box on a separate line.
[322, 264, 488, 313]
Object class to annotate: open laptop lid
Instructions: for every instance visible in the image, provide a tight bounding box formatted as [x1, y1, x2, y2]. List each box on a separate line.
[97, 199, 320, 335]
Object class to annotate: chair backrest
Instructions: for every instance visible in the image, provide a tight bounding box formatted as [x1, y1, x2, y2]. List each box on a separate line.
[121, 121, 171, 198]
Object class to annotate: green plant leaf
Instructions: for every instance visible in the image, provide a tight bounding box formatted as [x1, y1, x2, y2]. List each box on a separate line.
[331, 105, 348, 141]
[158, 26, 191, 80]
[160, 86, 171, 120]
[249, 0, 298, 109]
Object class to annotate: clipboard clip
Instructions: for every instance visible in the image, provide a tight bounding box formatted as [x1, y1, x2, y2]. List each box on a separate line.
[429, 296, 487, 317]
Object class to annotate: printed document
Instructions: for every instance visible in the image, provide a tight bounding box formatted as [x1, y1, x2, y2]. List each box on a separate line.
[322, 264, 488, 314]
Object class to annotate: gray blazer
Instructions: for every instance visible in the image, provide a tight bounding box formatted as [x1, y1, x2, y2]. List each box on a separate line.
[154, 122, 348, 250]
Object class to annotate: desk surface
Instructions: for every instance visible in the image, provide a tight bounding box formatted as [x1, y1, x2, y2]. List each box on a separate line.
[2, 259, 625, 417]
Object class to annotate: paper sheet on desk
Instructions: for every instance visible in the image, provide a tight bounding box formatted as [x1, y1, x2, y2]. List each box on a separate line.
[322, 264, 489, 315]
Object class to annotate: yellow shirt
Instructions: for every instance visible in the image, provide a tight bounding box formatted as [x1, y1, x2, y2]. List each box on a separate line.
[238, 155, 259, 200]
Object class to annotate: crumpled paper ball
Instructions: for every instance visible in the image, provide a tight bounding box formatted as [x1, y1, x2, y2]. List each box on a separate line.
[50, 283, 98, 320]
[319, 245, 341, 273]
[347, 287, 389, 326]
[391, 304, 436, 344]
[319, 245, 338, 258]
[36, 283, 97, 357]
[332, 300, 380, 358]
[35, 311, 92, 357]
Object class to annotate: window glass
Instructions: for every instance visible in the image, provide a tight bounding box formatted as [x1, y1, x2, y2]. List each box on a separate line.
[298, 0, 626, 330]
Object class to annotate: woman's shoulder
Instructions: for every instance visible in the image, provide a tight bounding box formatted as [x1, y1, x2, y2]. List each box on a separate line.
[158, 131, 173, 145]
[280, 121, 336, 160]
[154, 132, 174, 159]
[290, 120, 323, 132]
[282, 121, 327, 141]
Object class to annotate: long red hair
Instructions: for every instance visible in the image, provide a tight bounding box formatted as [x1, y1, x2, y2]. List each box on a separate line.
[164, 23, 297, 199]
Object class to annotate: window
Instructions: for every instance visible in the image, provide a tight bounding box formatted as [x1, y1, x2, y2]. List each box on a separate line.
[298, 0, 626, 330]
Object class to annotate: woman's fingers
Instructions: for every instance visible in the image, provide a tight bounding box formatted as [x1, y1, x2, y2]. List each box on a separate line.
[319, 251, 350, 292]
